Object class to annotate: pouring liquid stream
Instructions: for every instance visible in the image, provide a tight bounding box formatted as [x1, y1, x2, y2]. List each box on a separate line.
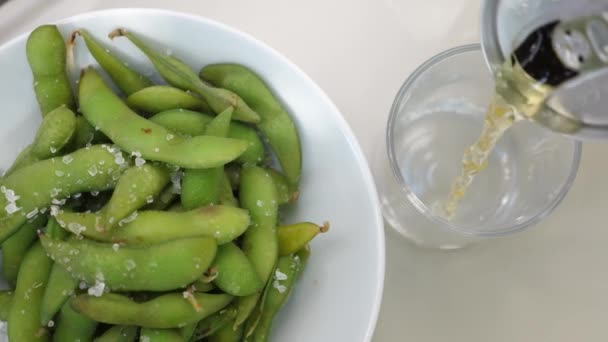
[442, 57, 554, 219]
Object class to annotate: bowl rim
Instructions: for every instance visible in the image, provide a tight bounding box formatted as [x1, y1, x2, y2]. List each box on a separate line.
[386, 43, 582, 237]
[0, 8, 386, 341]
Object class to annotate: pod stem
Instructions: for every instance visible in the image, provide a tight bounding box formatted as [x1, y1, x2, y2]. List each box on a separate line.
[320, 221, 330, 233]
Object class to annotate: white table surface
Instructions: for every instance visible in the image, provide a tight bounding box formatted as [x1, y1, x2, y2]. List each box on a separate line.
[1, 1, 607, 341]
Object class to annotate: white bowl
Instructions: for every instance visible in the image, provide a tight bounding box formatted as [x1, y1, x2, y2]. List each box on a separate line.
[0, 8, 384, 341]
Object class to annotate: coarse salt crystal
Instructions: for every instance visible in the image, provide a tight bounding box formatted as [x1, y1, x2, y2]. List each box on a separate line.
[146, 195, 154, 204]
[87, 281, 106, 297]
[88, 165, 98, 176]
[154, 147, 160, 152]
[166, 133, 174, 141]
[91, 191, 100, 197]
[50, 146, 57, 153]
[26, 208, 38, 219]
[275, 269, 288, 281]
[273, 279, 287, 294]
[135, 157, 146, 167]
[62, 155, 73, 164]
[119, 211, 138, 226]
[47, 320, 54, 328]
[5, 202, 21, 214]
[55, 170, 65, 177]
[113, 243, 120, 252]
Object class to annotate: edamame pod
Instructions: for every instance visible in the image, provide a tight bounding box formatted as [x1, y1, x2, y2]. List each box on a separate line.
[1, 214, 47, 286]
[41, 235, 217, 291]
[71, 292, 233, 328]
[8, 242, 53, 342]
[26, 25, 74, 116]
[40, 218, 79, 326]
[278, 221, 329, 256]
[235, 166, 279, 326]
[209, 322, 243, 342]
[94, 325, 138, 342]
[181, 108, 233, 209]
[140, 328, 184, 342]
[266, 168, 291, 205]
[31, 106, 77, 159]
[4, 146, 37, 177]
[53, 299, 98, 342]
[4, 106, 77, 177]
[150, 109, 265, 164]
[0, 145, 130, 243]
[212, 243, 264, 296]
[191, 305, 237, 340]
[40, 264, 78, 326]
[200, 64, 302, 189]
[219, 171, 238, 207]
[57, 205, 250, 245]
[0, 290, 14, 321]
[249, 248, 310, 341]
[73, 29, 152, 95]
[79, 68, 248, 169]
[111, 29, 260, 123]
[101, 164, 171, 231]
[127, 85, 211, 114]
[68, 116, 110, 151]
[107, 164, 170, 226]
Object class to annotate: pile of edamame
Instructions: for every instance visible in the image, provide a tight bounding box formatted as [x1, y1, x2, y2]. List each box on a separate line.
[0, 24, 329, 342]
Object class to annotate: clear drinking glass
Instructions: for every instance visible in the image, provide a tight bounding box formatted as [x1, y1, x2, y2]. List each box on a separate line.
[374, 44, 582, 249]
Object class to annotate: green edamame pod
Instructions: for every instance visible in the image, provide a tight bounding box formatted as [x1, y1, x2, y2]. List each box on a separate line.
[40, 235, 217, 291]
[208, 322, 243, 342]
[73, 29, 152, 95]
[0, 145, 130, 243]
[266, 168, 291, 206]
[79, 68, 248, 169]
[147, 183, 178, 210]
[219, 171, 238, 207]
[8, 242, 53, 341]
[150, 109, 265, 164]
[68, 116, 110, 151]
[71, 292, 233, 328]
[53, 299, 98, 342]
[27, 25, 74, 116]
[0, 290, 14, 321]
[140, 328, 184, 342]
[40, 264, 78, 326]
[1, 214, 47, 286]
[40, 218, 78, 326]
[104, 164, 171, 228]
[200, 64, 302, 189]
[249, 248, 310, 342]
[212, 243, 263, 297]
[191, 305, 237, 340]
[100, 164, 171, 231]
[127, 85, 211, 114]
[3, 146, 37, 177]
[94, 325, 138, 342]
[57, 205, 250, 245]
[111, 29, 260, 123]
[31, 106, 77, 159]
[235, 166, 279, 326]
[181, 108, 233, 209]
[4, 106, 77, 177]
[278, 221, 329, 256]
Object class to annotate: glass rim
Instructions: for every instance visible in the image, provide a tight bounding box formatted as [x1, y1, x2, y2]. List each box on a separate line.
[386, 43, 583, 237]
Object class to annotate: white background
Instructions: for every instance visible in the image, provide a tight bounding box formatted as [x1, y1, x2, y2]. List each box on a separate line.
[1, 1, 607, 341]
